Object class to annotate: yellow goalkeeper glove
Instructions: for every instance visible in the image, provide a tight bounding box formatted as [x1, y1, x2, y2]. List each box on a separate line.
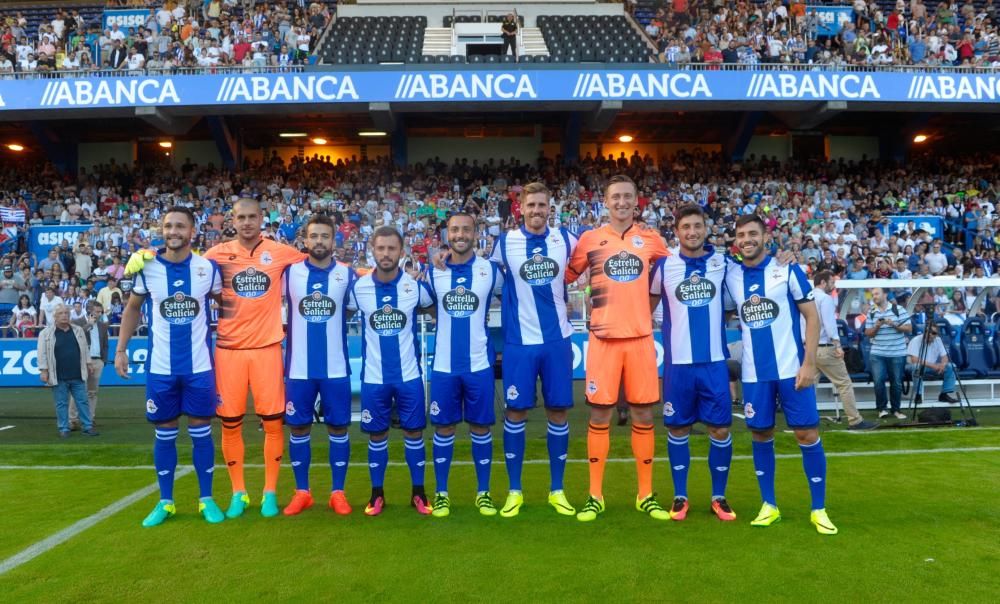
[125, 249, 156, 276]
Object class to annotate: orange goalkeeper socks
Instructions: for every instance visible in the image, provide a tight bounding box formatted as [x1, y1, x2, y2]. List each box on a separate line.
[221, 420, 246, 494]
[587, 422, 610, 499]
[262, 419, 284, 493]
[631, 423, 655, 500]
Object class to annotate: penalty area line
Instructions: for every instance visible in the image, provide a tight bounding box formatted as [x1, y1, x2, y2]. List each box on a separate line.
[0, 467, 193, 577]
[2, 446, 998, 472]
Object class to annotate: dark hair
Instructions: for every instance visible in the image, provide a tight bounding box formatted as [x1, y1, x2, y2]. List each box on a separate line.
[735, 214, 766, 231]
[446, 211, 476, 228]
[163, 206, 196, 226]
[674, 203, 706, 224]
[304, 213, 334, 235]
[372, 225, 403, 248]
[813, 270, 834, 287]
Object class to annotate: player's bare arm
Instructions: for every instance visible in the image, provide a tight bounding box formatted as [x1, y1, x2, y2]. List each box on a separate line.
[114, 290, 147, 378]
[795, 299, 820, 390]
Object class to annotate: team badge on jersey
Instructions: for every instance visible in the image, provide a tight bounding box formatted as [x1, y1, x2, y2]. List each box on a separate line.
[361, 409, 372, 424]
[587, 379, 598, 395]
[604, 250, 643, 282]
[261, 251, 273, 266]
[631, 235, 644, 249]
[159, 292, 200, 325]
[741, 294, 780, 329]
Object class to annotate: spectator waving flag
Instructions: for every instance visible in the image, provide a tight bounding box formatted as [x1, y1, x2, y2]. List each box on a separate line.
[0, 206, 26, 223]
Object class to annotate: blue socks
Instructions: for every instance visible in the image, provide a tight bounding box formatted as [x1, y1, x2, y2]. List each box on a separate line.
[471, 430, 493, 493]
[289, 433, 311, 491]
[667, 433, 690, 500]
[403, 436, 426, 487]
[329, 433, 350, 492]
[546, 421, 569, 491]
[154, 427, 178, 501]
[188, 425, 214, 499]
[752, 438, 777, 506]
[503, 418, 526, 491]
[433, 432, 455, 493]
[368, 438, 389, 488]
[708, 434, 733, 500]
[800, 438, 827, 510]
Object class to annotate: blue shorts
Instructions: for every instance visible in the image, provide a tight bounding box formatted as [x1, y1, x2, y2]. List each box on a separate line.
[285, 377, 352, 428]
[742, 378, 819, 430]
[145, 371, 217, 423]
[662, 361, 732, 427]
[502, 338, 574, 410]
[429, 367, 496, 426]
[360, 379, 426, 434]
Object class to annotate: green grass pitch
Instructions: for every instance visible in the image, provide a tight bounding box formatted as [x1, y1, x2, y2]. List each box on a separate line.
[1, 385, 998, 602]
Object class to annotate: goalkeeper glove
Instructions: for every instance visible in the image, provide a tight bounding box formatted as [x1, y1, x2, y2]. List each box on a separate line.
[125, 249, 156, 276]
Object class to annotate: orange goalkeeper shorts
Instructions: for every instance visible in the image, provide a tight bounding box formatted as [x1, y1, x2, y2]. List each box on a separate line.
[215, 343, 285, 421]
[584, 334, 659, 406]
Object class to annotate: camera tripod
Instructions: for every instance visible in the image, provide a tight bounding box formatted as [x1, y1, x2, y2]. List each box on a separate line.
[905, 309, 978, 427]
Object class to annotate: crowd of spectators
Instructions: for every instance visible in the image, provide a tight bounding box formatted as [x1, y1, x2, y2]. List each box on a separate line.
[2, 146, 1000, 336]
[0, 1, 330, 75]
[642, 0, 1000, 68]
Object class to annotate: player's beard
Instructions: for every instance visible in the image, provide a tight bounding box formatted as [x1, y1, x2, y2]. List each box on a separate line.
[377, 255, 399, 272]
[450, 238, 472, 256]
[680, 235, 705, 255]
[739, 239, 764, 262]
[164, 236, 189, 251]
[309, 245, 331, 262]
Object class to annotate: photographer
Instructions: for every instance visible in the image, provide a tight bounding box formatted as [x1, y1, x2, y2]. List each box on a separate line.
[906, 324, 960, 405]
[864, 288, 911, 419]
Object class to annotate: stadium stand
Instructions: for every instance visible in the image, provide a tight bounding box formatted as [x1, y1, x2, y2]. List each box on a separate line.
[321, 15, 427, 65]
[538, 14, 653, 63]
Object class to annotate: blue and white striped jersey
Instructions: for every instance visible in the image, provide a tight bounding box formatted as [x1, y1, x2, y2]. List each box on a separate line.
[348, 270, 434, 385]
[489, 226, 576, 345]
[133, 252, 221, 376]
[650, 246, 729, 364]
[427, 255, 503, 374]
[725, 257, 814, 382]
[284, 260, 355, 380]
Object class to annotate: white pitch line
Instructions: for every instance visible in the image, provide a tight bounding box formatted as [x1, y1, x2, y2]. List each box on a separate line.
[2, 446, 998, 472]
[0, 467, 192, 577]
[0, 425, 14, 431]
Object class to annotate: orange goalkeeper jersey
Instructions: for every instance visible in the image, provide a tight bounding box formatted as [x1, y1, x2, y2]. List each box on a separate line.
[203, 237, 306, 349]
[566, 223, 669, 339]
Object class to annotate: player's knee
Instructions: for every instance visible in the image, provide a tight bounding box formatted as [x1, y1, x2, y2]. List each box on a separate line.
[155, 419, 179, 429]
[327, 426, 348, 436]
[290, 425, 311, 436]
[751, 428, 774, 441]
[369, 431, 388, 442]
[188, 417, 212, 428]
[545, 409, 567, 424]
[630, 406, 655, 424]
[261, 418, 283, 434]
[435, 425, 456, 437]
[469, 424, 490, 435]
[669, 426, 692, 438]
[505, 408, 528, 423]
[402, 429, 423, 439]
[589, 406, 613, 424]
[794, 428, 819, 445]
[707, 426, 729, 440]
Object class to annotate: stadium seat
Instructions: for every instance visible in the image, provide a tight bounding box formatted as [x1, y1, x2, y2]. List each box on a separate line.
[960, 318, 995, 377]
[934, 318, 964, 369]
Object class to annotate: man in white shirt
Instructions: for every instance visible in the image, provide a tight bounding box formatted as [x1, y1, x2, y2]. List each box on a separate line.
[924, 241, 949, 274]
[812, 271, 876, 429]
[906, 325, 959, 404]
[126, 48, 145, 71]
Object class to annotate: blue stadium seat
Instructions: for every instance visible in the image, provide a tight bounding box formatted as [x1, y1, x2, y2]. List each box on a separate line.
[934, 318, 964, 369]
[960, 317, 995, 377]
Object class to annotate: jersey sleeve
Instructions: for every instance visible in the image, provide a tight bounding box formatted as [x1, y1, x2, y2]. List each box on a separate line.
[424, 266, 438, 302]
[418, 280, 435, 309]
[346, 281, 359, 311]
[277, 242, 308, 267]
[488, 234, 503, 264]
[565, 232, 590, 283]
[492, 261, 505, 297]
[788, 264, 814, 303]
[649, 257, 664, 297]
[132, 270, 149, 295]
[209, 259, 222, 295]
[647, 230, 671, 261]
